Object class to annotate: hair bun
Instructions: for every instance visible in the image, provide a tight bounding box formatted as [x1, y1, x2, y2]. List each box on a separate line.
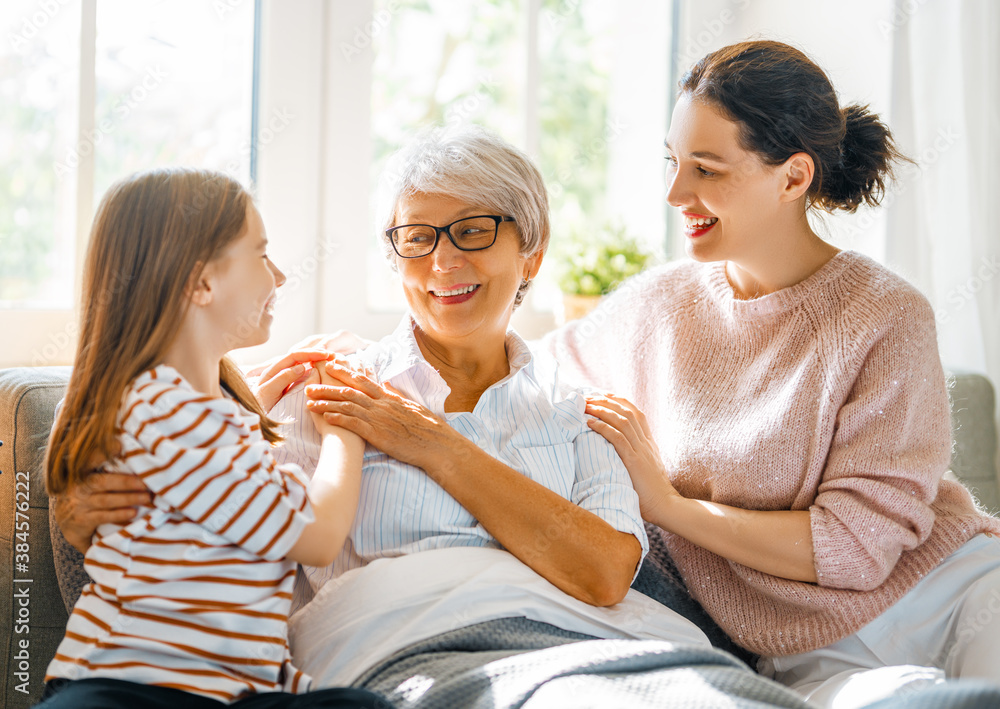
[680, 41, 910, 216]
[816, 104, 904, 213]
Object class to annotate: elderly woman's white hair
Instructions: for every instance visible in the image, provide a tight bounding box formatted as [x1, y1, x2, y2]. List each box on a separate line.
[375, 125, 550, 307]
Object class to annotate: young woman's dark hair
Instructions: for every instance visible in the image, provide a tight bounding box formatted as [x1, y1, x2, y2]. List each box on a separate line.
[680, 40, 909, 213]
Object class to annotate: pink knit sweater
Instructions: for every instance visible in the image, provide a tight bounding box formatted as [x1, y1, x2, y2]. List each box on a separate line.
[544, 250, 1000, 656]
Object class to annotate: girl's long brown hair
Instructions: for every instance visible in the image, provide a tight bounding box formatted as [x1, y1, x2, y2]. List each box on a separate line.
[46, 168, 282, 497]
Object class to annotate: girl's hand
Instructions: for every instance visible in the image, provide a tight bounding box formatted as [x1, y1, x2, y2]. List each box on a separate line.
[286, 330, 373, 355]
[304, 359, 464, 473]
[303, 359, 359, 446]
[247, 331, 374, 381]
[584, 394, 681, 521]
[252, 349, 331, 412]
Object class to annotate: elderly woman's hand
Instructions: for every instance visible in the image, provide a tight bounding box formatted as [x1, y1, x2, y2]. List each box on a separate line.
[304, 359, 467, 474]
[585, 394, 681, 522]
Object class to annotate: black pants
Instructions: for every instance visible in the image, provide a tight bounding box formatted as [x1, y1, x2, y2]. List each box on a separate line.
[36, 678, 391, 709]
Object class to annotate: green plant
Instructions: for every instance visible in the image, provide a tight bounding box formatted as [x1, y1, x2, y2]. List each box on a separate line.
[555, 223, 653, 296]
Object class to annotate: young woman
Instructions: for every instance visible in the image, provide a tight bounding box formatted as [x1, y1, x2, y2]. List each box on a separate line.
[40, 169, 384, 708]
[555, 40, 1000, 703]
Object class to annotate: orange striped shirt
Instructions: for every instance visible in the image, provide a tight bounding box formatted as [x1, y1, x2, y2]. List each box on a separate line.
[45, 365, 315, 702]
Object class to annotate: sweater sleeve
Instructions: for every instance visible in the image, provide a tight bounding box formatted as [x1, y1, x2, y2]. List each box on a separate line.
[810, 295, 952, 591]
[118, 380, 314, 562]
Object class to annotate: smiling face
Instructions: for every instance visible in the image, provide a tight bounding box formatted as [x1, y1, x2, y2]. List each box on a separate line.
[393, 192, 542, 345]
[204, 203, 285, 349]
[664, 93, 790, 265]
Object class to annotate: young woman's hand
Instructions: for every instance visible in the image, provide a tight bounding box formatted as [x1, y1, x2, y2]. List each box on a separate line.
[584, 394, 681, 522]
[304, 359, 465, 474]
[53, 471, 153, 554]
[251, 349, 331, 412]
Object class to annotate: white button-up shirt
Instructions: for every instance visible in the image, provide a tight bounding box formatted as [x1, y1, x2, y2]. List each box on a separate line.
[272, 317, 648, 592]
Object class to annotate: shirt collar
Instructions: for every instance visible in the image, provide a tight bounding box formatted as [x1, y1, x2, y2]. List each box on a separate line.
[359, 315, 535, 398]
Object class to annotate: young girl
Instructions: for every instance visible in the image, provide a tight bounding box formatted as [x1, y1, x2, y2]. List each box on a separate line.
[563, 40, 1000, 705]
[41, 169, 384, 709]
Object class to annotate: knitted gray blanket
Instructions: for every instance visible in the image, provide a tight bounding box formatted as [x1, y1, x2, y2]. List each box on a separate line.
[354, 616, 808, 709]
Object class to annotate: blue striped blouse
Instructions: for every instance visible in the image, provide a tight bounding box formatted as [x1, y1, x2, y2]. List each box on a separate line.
[272, 317, 648, 592]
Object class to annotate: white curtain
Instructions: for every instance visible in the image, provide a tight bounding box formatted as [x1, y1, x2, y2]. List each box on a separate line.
[884, 0, 1000, 438]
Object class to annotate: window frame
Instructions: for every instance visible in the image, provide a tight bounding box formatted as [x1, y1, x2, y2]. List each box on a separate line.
[0, 0, 95, 368]
[2, 0, 674, 367]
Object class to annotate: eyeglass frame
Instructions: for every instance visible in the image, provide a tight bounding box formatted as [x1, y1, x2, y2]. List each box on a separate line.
[386, 215, 516, 259]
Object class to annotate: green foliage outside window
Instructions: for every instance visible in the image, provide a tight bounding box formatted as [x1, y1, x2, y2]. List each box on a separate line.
[372, 0, 618, 249]
[554, 222, 654, 296]
[0, 52, 59, 301]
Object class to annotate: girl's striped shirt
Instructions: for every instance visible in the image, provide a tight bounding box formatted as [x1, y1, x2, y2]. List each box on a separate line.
[45, 365, 315, 702]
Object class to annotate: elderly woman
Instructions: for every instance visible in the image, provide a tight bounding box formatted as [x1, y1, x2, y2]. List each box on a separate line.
[268, 127, 719, 690]
[291, 125, 643, 605]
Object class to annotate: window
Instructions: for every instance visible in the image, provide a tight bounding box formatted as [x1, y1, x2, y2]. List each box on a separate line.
[2, 1, 672, 365]
[2, 0, 79, 307]
[1, 0, 255, 366]
[91, 0, 255, 200]
[362, 0, 673, 321]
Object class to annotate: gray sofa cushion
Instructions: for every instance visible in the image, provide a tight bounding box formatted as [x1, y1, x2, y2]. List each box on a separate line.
[950, 371, 1000, 514]
[0, 367, 72, 708]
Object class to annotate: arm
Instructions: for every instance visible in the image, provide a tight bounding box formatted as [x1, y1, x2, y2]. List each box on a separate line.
[53, 472, 153, 554]
[586, 394, 817, 583]
[285, 368, 365, 567]
[420, 438, 642, 607]
[807, 301, 950, 590]
[587, 295, 951, 590]
[119, 380, 315, 562]
[55, 395, 363, 566]
[306, 362, 642, 606]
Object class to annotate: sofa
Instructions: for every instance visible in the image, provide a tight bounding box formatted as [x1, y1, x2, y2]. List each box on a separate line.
[1, 365, 999, 708]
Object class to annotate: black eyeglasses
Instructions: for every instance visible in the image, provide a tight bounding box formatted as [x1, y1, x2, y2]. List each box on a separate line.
[386, 215, 515, 259]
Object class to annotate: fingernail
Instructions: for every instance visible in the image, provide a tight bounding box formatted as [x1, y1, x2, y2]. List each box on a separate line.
[294, 364, 304, 373]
